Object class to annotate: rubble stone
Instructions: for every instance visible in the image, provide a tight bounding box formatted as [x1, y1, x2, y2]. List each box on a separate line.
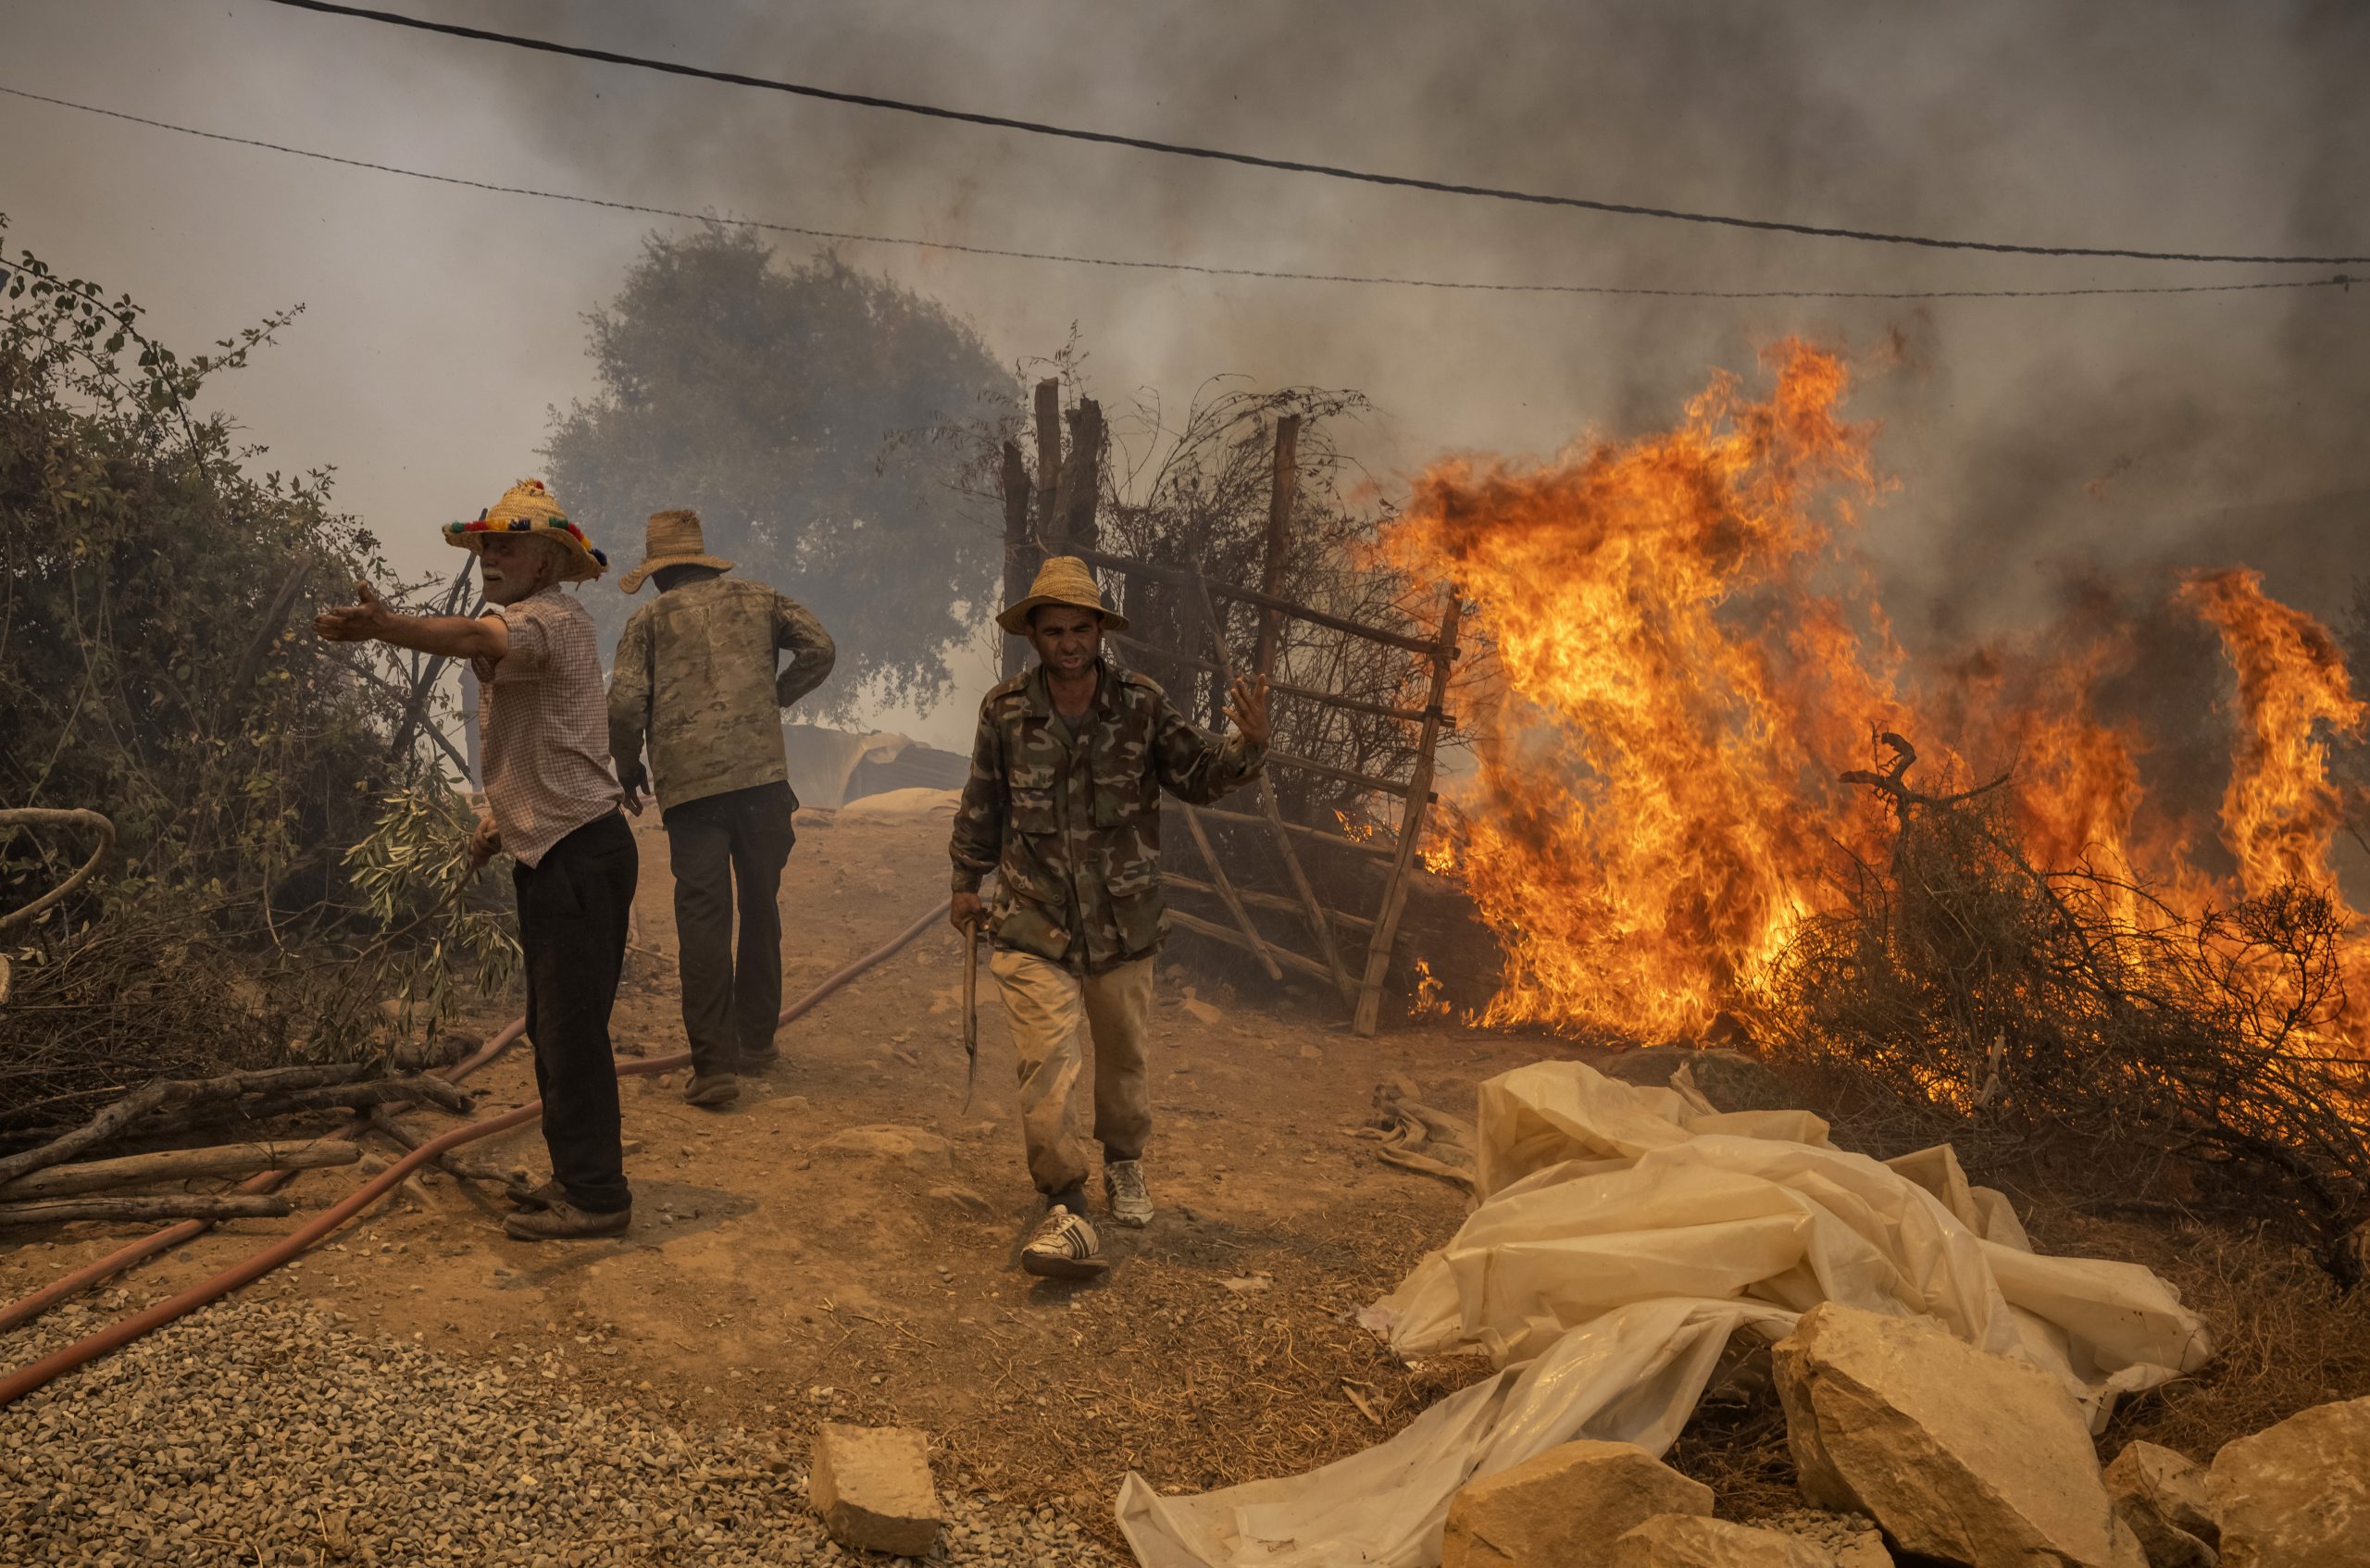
[2106, 1441, 2218, 1567]
[1774, 1302, 2146, 1568]
[2207, 1395, 2370, 1568]
[1764, 1509, 1892, 1567]
[1609, 1513, 1836, 1568]
[811, 1124, 954, 1167]
[1441, 1439, 1712, 1568]
[808, 1423, 942, 1557]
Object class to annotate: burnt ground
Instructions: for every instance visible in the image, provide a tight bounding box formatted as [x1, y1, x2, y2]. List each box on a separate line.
[5, 802, 2366, 1559]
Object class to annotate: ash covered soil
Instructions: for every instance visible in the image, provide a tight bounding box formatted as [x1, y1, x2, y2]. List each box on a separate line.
[0, 807, 1567, 1565]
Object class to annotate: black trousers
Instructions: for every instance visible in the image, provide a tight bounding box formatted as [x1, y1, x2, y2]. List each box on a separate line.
[663, 780, 796, 1076]
[512, 810, 637, 1213]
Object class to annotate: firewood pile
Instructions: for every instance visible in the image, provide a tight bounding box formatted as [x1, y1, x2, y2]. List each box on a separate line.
[0, 1063, 474, 1227]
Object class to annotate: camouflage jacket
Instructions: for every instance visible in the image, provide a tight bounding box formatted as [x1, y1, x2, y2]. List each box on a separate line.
[607, 575, 836, 812]
[950, 657, 1265, 974]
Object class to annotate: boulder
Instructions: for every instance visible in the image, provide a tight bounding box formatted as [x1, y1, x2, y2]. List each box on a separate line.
[2105, 1441, 2218, 1567]
[1441, 1440, 1713, 1568]
[1608, 1514, 1836, 1568]
[812, 1125, 953, 1167]
[808, 1423, 941, 1556]
[2208, 1395, 2370, 1568]
[1774, 1302, 2145, 1568]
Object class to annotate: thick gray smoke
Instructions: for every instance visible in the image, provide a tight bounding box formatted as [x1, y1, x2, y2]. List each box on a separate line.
[6, 0, 2365, 731]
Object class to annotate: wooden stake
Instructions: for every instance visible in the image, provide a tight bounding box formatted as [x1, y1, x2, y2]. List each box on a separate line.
[1053, 399, 1104, 554]
[1032, 379, 1062, 537]
[1000, 439, 1035, 679]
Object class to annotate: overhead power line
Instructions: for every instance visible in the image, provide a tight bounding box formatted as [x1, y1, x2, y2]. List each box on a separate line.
[1, 85, 2356, 305]
[256, 0, 2370, 268]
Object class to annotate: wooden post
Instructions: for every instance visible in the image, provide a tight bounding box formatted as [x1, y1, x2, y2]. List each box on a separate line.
[1353, 592, 1462, 1036]
[1000, 439, 1034, 678]
[1255, 414, 1301, 675]
[1032, 379, 1062, 539]
[1053, 398, 1104, 554]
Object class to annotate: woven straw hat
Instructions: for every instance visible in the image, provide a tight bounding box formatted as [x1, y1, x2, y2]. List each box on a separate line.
[996, 555, 1129, 635]
[618, 509, 737, 594]
[442, 479, 608, 584]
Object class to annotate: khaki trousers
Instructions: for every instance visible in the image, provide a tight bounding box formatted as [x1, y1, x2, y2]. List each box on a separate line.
[989, 949, 1154, 1200]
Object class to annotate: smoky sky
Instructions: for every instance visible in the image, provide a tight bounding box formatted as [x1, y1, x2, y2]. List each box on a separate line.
[6, 0, 2366, 744]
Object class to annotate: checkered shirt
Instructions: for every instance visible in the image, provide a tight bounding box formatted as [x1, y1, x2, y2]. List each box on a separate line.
[469, 587, 622, 867]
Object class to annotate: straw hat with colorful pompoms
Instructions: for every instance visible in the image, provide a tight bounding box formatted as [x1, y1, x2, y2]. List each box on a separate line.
[443, 479, 609, 583]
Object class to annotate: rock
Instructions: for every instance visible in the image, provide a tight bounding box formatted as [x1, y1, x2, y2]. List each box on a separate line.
[1774, 1302, 2146, 1568]
[2106, 1441, 2218, 1566]
[1441, 1440, 1712, 1568]
[2208, 1395, 2370, 1568]
[928, 1185, 994, 1216]
[1599, 1046, 1792, 1112]
[1611, 1514, 1838, 1567]
[1763, 1511, 1892, 1568]
[1179, 998, 1223, 1026]
[811, 1125, 953, 1168]
[807, 1424, 942, 1557]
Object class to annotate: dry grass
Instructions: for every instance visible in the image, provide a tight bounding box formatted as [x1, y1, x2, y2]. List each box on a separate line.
[2027, 1205, 2370, 1465]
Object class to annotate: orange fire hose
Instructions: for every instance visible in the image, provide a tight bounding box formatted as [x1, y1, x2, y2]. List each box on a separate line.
[0, 898, 951, 1409]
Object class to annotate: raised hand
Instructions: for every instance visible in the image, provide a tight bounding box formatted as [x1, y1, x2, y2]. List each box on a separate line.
[1226, 675, 1272, 748]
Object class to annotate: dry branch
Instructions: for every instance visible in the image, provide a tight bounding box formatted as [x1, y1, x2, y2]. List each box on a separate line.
[0, 1193, 295, 1226]
[0, 1064, 372, 1187]
[0, 1139, 358, 1200]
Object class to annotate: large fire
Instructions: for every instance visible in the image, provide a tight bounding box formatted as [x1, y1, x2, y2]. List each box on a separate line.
[1380, 342, 2367, 1039]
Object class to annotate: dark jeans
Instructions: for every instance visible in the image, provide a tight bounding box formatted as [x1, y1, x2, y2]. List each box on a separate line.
[512, 810, 637, 1213]
[663, 780, 796, 1076]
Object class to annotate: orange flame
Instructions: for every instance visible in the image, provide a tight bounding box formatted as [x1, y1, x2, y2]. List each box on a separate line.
[1383, 343, 2366, 1041]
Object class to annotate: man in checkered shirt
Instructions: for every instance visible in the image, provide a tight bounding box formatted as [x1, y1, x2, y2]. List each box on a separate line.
[318, 479, 639, 1240]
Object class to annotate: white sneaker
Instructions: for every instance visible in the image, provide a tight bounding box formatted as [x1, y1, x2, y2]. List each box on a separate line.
[1103, 1160, 1154, 1228]
[1021, 1205, 1106, 1279]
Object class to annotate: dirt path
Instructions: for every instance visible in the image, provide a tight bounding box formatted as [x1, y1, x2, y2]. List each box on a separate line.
[3, 804, 1590, 1549]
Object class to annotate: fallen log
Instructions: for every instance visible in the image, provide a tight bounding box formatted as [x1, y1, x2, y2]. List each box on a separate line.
[0, 1140, 361, 1201]
[0, 1064, 374, 1188]
[0, 1193, 295, 1226]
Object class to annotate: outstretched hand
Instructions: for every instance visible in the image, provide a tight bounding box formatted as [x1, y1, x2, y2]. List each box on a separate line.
[314, 579, 393, 643]
[1226, 675, 1272, 748]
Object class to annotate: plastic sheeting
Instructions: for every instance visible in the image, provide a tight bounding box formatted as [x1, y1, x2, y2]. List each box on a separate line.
[1117, 1060, 2213, 1568]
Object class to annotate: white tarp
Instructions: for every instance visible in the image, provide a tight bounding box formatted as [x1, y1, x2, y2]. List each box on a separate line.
[1116, 1061, 2212, 1568]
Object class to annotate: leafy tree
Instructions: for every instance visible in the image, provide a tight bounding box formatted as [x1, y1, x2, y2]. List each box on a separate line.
[544, 228, 1014, 718]
[0, 218, 509, 1123]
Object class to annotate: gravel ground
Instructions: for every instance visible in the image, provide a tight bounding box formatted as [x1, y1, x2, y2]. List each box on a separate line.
[0, 1290, 1120, 1567]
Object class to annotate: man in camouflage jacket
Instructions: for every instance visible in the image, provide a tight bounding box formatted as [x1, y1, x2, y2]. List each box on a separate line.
[950, 555, 1268, 1277]
[608, 509, 835, 1108]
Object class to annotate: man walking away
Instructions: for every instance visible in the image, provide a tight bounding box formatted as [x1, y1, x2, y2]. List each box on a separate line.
[317, 479, 637, 1240]
[608, 509, 835, 1110]
[949, 556, 1269, 1278]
